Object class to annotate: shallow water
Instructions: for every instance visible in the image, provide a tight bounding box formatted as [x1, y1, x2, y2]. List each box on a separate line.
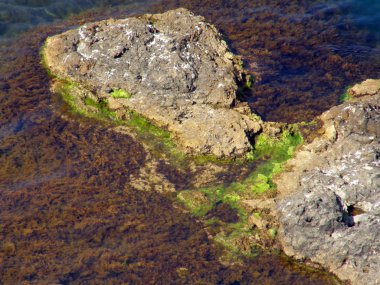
[0, 0, 379, 284]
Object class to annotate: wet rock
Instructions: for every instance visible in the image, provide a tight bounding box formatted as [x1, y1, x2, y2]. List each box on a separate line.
[349, 79, 380, 98]
[43, 8, 262, 157]
[275, 80, 380, 285]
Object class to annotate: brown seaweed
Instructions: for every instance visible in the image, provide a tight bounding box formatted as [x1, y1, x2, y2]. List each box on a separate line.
[2, 1, 377, 283]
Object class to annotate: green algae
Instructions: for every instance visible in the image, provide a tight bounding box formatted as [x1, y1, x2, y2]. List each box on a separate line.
[110, 89, 132, 99]
[41, 37, 303, 259]
[84, 97, 99, 108]
[339, 91, 352, 102]
[177, 129, 304, 255]
[57, 80, 122, 123]
[57, 81, 86, 116]
[124, 110, 185, 160]
[39, 41, 262, 167]
[339, 86, 353, 103]
[180, 130, 304, 210]
[53, 79, 256, 166]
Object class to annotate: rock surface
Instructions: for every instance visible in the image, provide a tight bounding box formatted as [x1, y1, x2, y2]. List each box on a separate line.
[43, 8, 262, 157]
[275, 80, 380, 285]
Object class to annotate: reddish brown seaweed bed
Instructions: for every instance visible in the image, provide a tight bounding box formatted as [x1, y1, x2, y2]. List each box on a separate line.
[1, 0, 379, 284]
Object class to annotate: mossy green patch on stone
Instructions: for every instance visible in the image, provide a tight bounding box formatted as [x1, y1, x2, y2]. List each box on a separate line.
[55, 81, 86, 116]
[339, 91, 352, 103]
[244, 74, 254, 89]
[84, 97, 99, 108]
[252, 130, 303, 161]
[268, 228, 277, 238]
[339, 86, 353, 103]
[124, 110, 184, 159]
[110, 89, 132, 99]
[177, 129, 304, 255]
[178, 129, 303, 214]
[56, 80, 122, 124]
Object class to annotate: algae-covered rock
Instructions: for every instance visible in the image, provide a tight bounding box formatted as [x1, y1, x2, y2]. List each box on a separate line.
[43, 8, 262, 157]
[275, 80, 380, 285]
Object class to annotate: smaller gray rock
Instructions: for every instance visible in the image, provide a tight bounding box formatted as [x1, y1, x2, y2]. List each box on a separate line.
[276, 83, 380, 285]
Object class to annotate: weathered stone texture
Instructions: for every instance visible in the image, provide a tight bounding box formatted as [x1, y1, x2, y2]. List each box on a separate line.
[43, 8, 262, 157]
[276, 80, 380, 285]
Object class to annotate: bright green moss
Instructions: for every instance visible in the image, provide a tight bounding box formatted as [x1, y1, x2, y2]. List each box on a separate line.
[223, 193, 241, 206]
[180, 129, 303, 209]
[253, 131, 303, 160]
[127, 111, 171, 140]
[268, 228, 277, 238]
[244, 74, 254, 89]
[251, 174, 271, 194]
[56, 82, 86, 116]
[177, 128, 304, 256]
[339, 91, 352, 103]
[126, 111, 177, 149]
[339, 86, 353, 103]
[110, 89, 132, 99]
[58, 81, 120, 122]
[84, 97, 99, 108]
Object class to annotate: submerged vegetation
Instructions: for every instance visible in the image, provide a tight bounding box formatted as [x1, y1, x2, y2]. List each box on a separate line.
[55, 80, 184, 158]
[47, 49, 304, 257]
[177, 129, 304, 257]
[40, 25, 306, 260]
[56, 81, 121, 122]
[339, 86, 353, 103]
[339, 92, 352, 102]
[0, 1, 355, 283]
[178, 129, 303, 214]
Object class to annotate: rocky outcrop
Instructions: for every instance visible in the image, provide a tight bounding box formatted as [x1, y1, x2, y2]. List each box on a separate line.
[275, 79, 380, 285]
[42, 8, 262, 157]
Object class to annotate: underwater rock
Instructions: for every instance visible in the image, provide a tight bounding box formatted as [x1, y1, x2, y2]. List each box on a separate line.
[275, 80, 380, 285]
[42, 8, 262, 157]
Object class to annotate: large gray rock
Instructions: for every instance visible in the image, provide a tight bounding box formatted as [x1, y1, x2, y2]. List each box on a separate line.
[43, 8, 262, 157]
[275, 80, 380, 285]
